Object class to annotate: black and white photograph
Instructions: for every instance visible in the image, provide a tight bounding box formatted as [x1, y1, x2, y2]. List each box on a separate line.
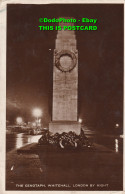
[5, 2, 123, 191]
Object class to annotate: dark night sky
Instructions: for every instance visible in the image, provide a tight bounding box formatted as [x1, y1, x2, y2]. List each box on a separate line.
[7, 4, 123, 132]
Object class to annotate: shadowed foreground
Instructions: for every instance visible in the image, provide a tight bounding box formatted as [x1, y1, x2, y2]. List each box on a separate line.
[6, 143, 123, 191]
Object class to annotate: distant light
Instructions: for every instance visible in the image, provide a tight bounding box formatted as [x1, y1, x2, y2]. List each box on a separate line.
[79, 118, 82, 123]
[49, 48, 51, 51]
[16, 117, 23, 124]
[115, 123, 119, 128]
[32, 122, 36, 127]
[38, 119, 41, 123]
[11, 165, 14, 171]
[32, 108, 42, 118]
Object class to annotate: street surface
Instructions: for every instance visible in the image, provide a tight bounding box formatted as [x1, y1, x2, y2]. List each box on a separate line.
[6, 132, 123, 190]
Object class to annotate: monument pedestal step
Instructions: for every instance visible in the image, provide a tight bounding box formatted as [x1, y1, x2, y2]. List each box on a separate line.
[49, 121, 81, 135]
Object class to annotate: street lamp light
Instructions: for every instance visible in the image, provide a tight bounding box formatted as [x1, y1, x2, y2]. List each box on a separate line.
[32, 108, 42, 127]
[78, 118, 82, 124]
[115, 123, 119, 128]
[33, 108, 42, 117]
[16, 117, 23, 125]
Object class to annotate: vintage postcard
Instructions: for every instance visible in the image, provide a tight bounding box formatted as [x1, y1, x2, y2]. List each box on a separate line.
[0, 0, 124, 193]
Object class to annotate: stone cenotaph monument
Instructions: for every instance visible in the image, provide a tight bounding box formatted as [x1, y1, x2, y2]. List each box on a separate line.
[49, 18, 81, 134]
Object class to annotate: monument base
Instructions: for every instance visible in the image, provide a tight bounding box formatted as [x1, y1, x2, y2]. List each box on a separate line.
[49, 121, 81, 135]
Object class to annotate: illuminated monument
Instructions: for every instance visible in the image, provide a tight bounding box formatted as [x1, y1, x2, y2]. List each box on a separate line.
[49, 18, 81, 134]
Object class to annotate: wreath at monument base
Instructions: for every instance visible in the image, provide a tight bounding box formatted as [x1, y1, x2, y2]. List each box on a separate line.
[38, 130, 94, 150]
